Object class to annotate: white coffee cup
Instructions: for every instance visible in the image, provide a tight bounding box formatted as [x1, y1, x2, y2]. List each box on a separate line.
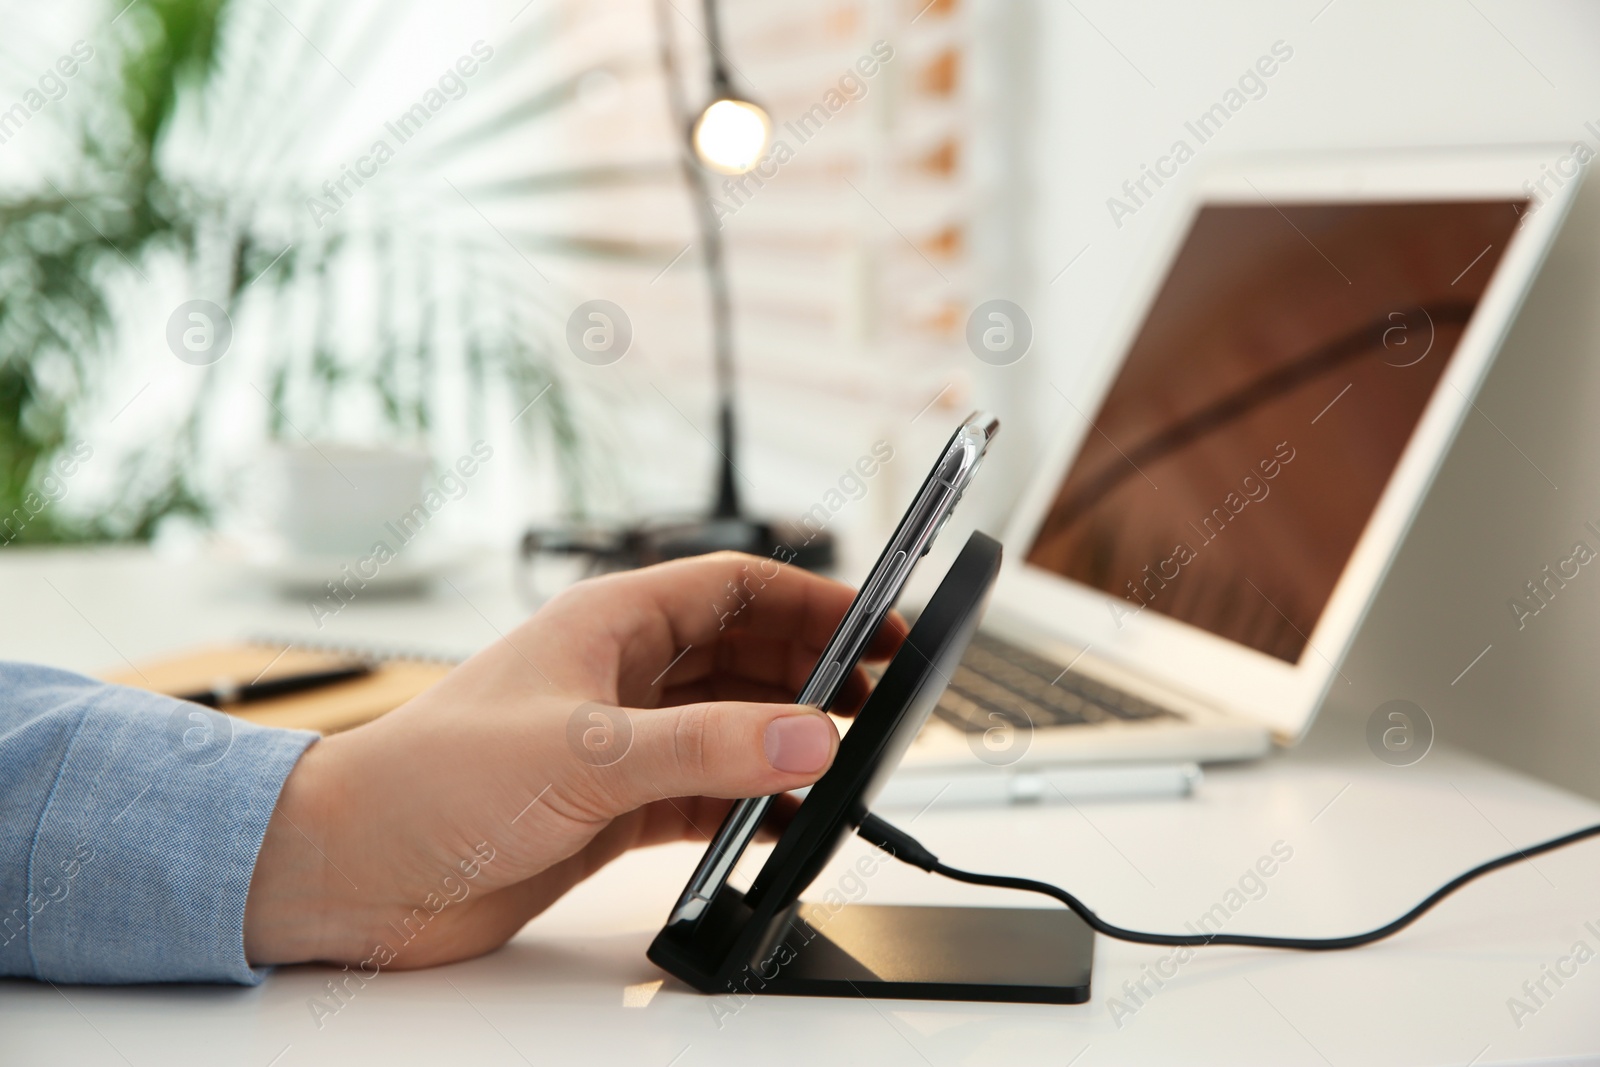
[258, 443, 431, 559]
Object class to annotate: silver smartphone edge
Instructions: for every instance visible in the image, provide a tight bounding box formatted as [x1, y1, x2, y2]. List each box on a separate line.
[665, 412, 998, 928]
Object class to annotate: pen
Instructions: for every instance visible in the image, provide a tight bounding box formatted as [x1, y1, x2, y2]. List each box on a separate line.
[175, 663, 373, 708]
[862, 761, 1202, 809]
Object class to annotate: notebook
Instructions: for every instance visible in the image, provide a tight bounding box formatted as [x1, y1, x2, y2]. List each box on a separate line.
[102, 640, 458, 734]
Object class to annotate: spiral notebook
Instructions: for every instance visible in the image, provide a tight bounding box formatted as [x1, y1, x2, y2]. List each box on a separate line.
[102, 639, 459, 735]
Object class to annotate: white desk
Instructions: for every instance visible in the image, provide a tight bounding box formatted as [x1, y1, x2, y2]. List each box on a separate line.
[3, 548, 1600, 1066]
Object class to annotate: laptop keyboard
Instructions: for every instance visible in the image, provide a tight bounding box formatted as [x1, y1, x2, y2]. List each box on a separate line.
[932, 632, 1182, 733]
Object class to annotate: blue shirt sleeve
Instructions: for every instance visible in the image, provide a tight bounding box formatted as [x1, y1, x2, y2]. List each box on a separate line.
[0, 661, 317, 984]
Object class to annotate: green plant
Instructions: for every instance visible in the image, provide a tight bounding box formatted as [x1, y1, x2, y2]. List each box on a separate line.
[0, 0, 212, 538]
[0, 0, 600, 542]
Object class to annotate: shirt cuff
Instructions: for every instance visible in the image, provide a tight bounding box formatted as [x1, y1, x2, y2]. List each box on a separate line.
[25, 680, 317, 984]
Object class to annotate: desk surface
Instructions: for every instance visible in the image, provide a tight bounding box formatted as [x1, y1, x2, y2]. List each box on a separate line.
[3, 548, 1600, 1066]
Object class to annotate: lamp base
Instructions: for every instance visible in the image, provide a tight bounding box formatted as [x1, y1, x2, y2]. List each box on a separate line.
[519, 515, 836, 578]
[641, 516, 835, 571]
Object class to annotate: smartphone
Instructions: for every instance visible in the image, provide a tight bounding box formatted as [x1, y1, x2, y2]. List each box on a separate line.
[663, 412, 999, 930]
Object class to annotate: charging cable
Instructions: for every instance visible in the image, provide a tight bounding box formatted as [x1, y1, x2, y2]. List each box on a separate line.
[856, 812, 1600, 950]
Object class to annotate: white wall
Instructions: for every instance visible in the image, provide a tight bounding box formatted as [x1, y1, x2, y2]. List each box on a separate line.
[1015, 0, 1600, 464]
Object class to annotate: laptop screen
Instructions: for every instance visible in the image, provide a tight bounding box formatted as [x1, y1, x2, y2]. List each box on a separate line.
[1026, 199, 1526, 663]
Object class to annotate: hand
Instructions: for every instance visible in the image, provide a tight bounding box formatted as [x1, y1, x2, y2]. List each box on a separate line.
[243, 552, 905, 970]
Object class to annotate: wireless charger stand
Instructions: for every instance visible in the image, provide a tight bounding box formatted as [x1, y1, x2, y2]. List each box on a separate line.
[648, 532, 1095, 1005]
[756, 899, 1093, 1004]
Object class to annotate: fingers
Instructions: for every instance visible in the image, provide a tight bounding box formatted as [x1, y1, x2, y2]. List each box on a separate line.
[545, 551, 909, 708]
[664, 613, 906, 691]
[592, 550, 862, 658]
[660, 663, 874, 713]
[577, 700, 839, 817]
[661, 632, 848, 700]
[660, 676, 798, 707]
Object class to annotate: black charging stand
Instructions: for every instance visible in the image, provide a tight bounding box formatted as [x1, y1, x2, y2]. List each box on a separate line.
[650, 886, 1094, 1006]
[648, 532, 1095, 1005]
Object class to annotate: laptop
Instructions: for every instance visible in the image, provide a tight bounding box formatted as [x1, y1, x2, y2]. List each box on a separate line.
[903, 149, 1582, 771]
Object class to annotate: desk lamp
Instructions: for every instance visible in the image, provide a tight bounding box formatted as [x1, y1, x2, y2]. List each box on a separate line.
[520, 0, 833, 587]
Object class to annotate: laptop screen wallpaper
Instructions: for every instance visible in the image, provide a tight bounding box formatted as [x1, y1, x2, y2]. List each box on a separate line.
[1026, 199, 1527, 662]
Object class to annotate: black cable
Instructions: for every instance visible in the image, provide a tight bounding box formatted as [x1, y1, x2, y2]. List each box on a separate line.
[857, 812, 1600, 951]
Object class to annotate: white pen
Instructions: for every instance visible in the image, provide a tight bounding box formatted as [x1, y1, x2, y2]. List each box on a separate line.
[856, 761, 1202, 809]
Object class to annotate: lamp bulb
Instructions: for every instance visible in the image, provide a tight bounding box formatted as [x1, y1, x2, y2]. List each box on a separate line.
[692, 97, 772, 175]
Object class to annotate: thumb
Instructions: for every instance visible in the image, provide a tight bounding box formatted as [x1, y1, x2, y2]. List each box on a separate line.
[588, 701, 838, 814]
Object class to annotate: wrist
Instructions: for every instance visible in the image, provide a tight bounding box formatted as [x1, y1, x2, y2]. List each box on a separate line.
[243, 736, 358, 965]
